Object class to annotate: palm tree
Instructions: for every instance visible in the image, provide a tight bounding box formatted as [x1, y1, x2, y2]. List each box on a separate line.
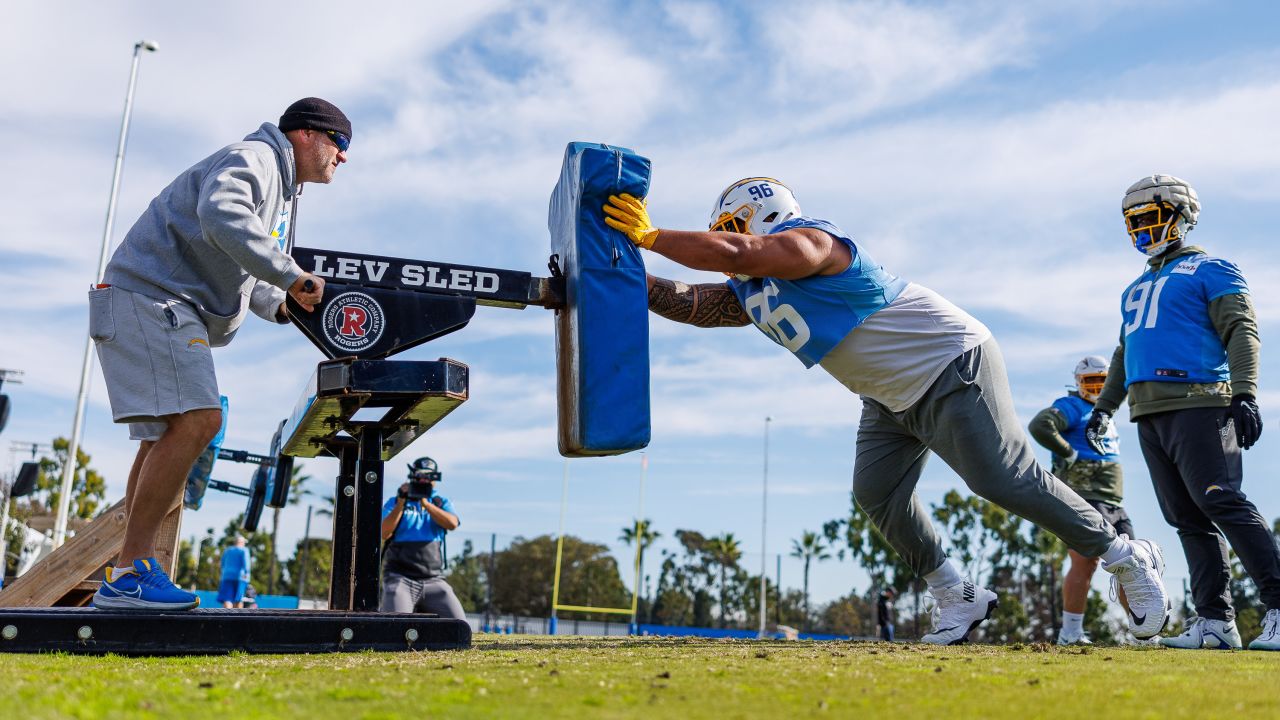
[790, 530, 831, 632]
[619, 519, 661, 622]
[705, 532, 742, 628]
[267, 463, 312, 595]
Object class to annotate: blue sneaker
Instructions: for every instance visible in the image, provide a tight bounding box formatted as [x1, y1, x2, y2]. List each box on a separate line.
[93, 558, 200, 611]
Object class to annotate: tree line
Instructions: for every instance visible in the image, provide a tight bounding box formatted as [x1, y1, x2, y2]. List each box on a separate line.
[7, 438, 1277, 642]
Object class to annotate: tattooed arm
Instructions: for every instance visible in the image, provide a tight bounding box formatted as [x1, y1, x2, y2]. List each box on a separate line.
[646, 274, 752, 328]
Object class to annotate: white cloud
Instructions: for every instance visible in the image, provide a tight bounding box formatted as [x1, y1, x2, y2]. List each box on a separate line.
[764, 1, 1030, 130]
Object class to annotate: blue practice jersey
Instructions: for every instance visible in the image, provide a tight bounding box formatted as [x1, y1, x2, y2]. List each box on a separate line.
[727, 217, 908, 367]
[382, 494, 457, 544]
[1119, 252, 1248, 387]
[220, 545, 251, 582]
[1052, 393, 1119, 461]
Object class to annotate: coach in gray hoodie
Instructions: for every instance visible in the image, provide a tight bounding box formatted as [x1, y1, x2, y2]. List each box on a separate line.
[89, 98, 348, 611]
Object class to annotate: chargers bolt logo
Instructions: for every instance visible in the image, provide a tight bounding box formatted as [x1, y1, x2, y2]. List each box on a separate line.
[322, 292, 385, 352]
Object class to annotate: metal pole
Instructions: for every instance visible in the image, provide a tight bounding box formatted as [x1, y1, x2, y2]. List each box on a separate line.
[297, 505, 313, 600]
[549, 459, 569, 635]
[630, 452, 647, 631]
[775, 553, 782, 626]
[758, 416, 771, 638]
[485, 532, 495, 631]
[54, 40, 158, 548]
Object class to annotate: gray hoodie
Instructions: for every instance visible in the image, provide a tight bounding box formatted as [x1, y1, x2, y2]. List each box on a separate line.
[103, 123, 305, 346]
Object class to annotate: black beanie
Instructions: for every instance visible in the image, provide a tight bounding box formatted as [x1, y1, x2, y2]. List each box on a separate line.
[278, 97, 352, 138]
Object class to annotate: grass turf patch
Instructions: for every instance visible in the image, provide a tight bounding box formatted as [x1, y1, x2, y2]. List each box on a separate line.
[2, 635, 1277, 719]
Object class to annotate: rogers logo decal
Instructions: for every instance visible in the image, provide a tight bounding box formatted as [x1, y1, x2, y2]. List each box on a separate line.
[322, 292, 385, 352]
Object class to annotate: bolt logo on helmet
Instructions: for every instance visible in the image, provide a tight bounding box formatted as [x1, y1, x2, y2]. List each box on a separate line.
[709, 177, 802, 236]
[1074, 355, 1109, 404]
[1122, 174, 1199, 257]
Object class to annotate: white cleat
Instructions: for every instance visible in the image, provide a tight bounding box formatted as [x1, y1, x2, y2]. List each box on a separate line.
[1103, 538, 1171, 640]
[1159, 616, 1242, 650]
[1248, 609, 1280, 651]
[1056, 630, 1093, 646]
[921, 580, 998, 645]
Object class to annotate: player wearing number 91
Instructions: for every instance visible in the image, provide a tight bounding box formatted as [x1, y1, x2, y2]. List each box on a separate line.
[603, 177, 1170, 645]
[1085, 174, 1280, 651]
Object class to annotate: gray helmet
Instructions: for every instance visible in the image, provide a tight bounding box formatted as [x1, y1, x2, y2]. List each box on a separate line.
[1073, 355, 1108, 403]
[1122, 174, 1199, 256]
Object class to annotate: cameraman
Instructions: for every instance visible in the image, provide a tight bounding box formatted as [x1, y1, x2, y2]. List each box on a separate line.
[379, 457, 465, 619]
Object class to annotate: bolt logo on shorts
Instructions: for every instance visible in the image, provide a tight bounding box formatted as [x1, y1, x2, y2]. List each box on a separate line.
[322, 292, 385, 352]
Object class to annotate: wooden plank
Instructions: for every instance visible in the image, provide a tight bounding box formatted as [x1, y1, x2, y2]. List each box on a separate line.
[53, 581, 100, 608]
[154, 499, 183, 576]
[0, 499, 128, 608]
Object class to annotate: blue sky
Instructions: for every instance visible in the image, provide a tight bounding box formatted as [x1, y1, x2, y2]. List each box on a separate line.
[3, 0, 1280, 612]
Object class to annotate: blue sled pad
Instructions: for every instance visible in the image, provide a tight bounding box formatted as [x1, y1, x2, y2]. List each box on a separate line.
[550, 142, 651, 457]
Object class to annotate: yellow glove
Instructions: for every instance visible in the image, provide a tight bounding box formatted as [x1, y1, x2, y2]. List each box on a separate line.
[603, 193, 659, 249]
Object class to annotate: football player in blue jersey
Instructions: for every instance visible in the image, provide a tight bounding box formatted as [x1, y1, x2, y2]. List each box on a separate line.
[1085, 174, 1279, 651]
[1029, 356, 1132, 645]
[603, 178, 1171, 645]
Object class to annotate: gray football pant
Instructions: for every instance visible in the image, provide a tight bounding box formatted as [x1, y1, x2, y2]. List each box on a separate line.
[380, 573, 466, 619]
[852, 338, 1116, 578]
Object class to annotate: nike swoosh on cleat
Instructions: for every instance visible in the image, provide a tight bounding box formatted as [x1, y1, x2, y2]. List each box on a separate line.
[1129, 610, 1146, 626]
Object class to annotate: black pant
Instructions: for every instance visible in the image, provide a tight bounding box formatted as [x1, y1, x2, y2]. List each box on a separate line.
[1138, 406, 1280, 619]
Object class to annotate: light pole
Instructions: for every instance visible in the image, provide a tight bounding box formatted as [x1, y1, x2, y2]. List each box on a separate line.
[758, 416, 772, 638]
[54, 40, 158, 548]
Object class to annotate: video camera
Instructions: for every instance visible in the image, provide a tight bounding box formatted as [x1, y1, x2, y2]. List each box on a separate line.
[405, 456, 442, 500]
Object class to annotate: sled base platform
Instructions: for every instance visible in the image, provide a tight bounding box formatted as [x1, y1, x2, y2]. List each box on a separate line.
[0, 607, 471, 655]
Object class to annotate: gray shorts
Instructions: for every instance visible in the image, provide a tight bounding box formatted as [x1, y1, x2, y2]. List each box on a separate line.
[89, 286, 220, 441]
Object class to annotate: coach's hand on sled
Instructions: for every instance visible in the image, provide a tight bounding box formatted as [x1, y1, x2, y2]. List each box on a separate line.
[289, 273, 326, 311]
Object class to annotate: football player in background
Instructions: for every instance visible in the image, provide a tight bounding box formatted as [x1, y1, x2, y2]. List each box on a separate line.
[1086, 175, 1279, 651]
[603, 178, 1170, 645]
[1029, 356, 1131, 645]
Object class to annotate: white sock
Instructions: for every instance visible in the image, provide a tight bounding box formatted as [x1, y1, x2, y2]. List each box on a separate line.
[109, 565, 137, 581]
[1062, 611, 1084, 636]
[923, 560, 963, 590]
[1100, 536, 1132, 565]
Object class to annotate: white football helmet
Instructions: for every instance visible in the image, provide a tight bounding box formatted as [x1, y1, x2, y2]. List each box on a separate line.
[1122, 174, 1199, 257]
[709, 177, 802, 235]
[1074, 355, 1109, 404]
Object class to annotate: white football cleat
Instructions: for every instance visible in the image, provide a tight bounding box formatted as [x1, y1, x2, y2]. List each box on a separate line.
[1056, 629, 1093, 646]
[1248, 609, 1280, 651]
[1159, 616, 1242, 650]
[921, 580, 998, 645]
[1102, 538, 1171, 639]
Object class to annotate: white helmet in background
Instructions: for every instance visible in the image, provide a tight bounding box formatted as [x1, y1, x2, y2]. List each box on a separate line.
[709, 177, 802, 235]
[1122, 174, 1199, 257]
[1074, 355, 1109, 404]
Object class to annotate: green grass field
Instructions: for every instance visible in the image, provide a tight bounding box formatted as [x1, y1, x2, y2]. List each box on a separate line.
[2, 635, 1277, 719]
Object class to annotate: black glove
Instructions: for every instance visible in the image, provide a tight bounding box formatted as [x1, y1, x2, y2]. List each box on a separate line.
[1085, 410, 1113, 456]
[1228, 394, 1263, 450]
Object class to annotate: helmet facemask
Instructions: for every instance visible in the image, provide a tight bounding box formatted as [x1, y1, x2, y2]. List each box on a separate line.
[1125, 200, 1190, 257]
[1075, 373, 1107, 403]
[710, 209, 751, 234]
[1073, 355, 1109, 404]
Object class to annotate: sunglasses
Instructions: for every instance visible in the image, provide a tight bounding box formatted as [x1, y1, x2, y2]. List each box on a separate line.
[324, 130, 350, 152]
